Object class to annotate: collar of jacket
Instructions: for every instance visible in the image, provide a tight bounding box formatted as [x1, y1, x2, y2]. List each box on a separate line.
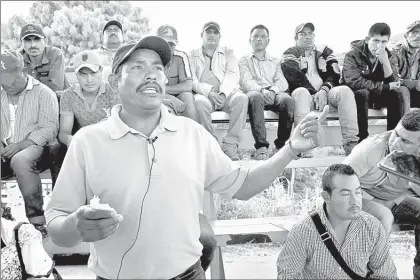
[247, 51, 274, 61]
[191, 45, 226, 63]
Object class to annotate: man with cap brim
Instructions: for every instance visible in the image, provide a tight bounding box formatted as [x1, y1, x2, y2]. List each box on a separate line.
[391, 20, 420, 109]
[157, 24, 198, 121]
[1, 49, 59, 239]
[281, 22, 359, 157]
[342, 22, 409, 143]
[189, 21, 248, 161]
[19, 23, 66, 92]
[53, 50, 120, 175]
[46, 35, 330, 280]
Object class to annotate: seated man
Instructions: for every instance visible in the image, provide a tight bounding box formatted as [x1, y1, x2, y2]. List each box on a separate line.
[282, 22, 359, 156]
[19, 23, 66, 92]
[0, 50, 59, 238]
[189, 21, 248, 160]
[391, 21, 420, 109]
[51, 50, 120, 178]
[239, 24, 294, 160]
[342, 22, 410, 142]
[277, 164, 398, 279]
[344, 109, 420, 278]
[157, 24, 198, 121]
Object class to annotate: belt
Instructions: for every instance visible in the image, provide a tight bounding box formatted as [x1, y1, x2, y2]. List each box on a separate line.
[96, 259, 202, 280]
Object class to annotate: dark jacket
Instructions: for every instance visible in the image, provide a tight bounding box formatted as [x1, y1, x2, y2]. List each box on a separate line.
[341, 40, 399, 95]
[281, 45, 341, 95]
[391, 40, 420, 91]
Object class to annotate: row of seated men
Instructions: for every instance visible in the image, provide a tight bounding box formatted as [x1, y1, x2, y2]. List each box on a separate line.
[0, 19, 419, 276]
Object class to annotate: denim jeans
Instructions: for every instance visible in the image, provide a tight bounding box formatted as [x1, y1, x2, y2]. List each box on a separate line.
[291, 86, 359, 145]
[195, 91, 248, 150]
[4, 145, 46, 224]
[391, 196, 420, 279]
[354, 86, 410, 141]
[247, 91, 294, 149]
[174, 92, 199, 122]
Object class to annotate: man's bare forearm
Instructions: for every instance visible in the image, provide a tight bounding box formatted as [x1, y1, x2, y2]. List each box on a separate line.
[165, 80, 193, 95]
[48, 213, 82, 247]
[234, 145, 296, 200]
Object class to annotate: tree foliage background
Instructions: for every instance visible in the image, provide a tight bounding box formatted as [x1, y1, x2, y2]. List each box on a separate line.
[1, 1, 151, 64]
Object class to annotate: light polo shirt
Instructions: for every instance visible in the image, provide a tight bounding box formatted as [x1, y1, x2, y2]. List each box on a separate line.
[45, 104, 249, 279]
[306, 50, 323, 91]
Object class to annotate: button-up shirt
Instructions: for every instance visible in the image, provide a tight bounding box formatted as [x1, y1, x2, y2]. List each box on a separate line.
[238, 52, 288, 93]
[46, 104, 249, 279]
[1, 76, 59, 146]
[21, 46, 65, 92]
[277, 205, 398, 279]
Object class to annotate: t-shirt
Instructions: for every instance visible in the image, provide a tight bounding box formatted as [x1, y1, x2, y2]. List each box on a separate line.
[59, 81, 120, 128]
[165, 50, 192, 86]
[343, 131, 411, 201]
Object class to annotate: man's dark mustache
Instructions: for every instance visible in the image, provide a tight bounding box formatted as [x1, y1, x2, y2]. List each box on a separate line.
[29, 48, 38, 51]
[136, 82, 162, 93]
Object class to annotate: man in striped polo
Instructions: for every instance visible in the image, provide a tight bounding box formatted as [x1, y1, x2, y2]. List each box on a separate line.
[1, 50, 59, 238]
[157, 24, 198, 121]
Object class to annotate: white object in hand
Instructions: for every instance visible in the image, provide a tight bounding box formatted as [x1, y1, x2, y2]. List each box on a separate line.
[89, 195, 114, 211]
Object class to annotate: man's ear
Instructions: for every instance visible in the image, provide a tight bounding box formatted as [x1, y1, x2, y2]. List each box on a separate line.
[108, 73, 119, 90]
[320, 190, 331, 204]
[365, 36, 371, 42]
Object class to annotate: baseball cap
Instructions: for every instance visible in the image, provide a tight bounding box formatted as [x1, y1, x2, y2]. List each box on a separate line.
[1, 50, 25, 85]
[202, 21, 221, 33]
[73, 50, 101, 73]
[103, 20, 123, 33]
[295, 22, 315, 35]
[112, 36, 172, 74]
[407, 20, 420, 34]
[157, 25, 178, 45]
[20, 24, 46, 40]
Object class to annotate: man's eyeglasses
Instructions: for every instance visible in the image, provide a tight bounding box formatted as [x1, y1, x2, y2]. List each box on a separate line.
[105, 29, 122, 34]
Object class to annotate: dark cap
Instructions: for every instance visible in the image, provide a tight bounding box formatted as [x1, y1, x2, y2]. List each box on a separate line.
[20, 23, 46, 40]
[103, 20, 123, 33]
[112, 36, 172, 74]
[157, 25, 178, 45]
[407, 20, 420, 34]
[295, 22, 315, 35]
[202, 21, 220, 33]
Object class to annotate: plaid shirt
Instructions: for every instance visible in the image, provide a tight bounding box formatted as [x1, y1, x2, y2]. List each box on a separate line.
[1, 76, 59, 146]
[277, 205, 398, 279]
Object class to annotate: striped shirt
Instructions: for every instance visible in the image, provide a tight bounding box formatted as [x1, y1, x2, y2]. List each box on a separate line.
[1, 76, 59, 146]
[277, 205, 398, 279]
[165, 49, 192, 86]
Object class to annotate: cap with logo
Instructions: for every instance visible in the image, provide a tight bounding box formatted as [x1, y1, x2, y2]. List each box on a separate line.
[103, 20, 123, 33]
[202, 21, 221, 33]
[407, 20, 420, 34]
[73, 50, 102, 73]
[20, 24, 46, 40]
[1, 50, 25, 85]
[295, 22, 315, 35]
[112, 36, 172, 74]
[157, 25, 178, 45]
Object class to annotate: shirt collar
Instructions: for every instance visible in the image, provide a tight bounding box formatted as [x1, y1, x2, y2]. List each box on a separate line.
[101, 45, 118, 52]
[73, 81, 106, 99]
[249, 51, 273, 61]
[107, 104, 181, 140]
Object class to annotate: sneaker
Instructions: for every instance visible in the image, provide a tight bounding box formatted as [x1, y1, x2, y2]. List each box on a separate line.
[223, 148, 240, 161]
[253, 147, 269, 161]
[33, 223, 49, 239]
[343, 141, 358, 156]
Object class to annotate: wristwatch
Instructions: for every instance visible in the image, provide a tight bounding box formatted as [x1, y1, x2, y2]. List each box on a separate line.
[285, 139, 301, 160]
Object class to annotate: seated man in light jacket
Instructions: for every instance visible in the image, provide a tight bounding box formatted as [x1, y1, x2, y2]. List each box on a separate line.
[189, 21, 248, 161]
[239, 24, 294, 160]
